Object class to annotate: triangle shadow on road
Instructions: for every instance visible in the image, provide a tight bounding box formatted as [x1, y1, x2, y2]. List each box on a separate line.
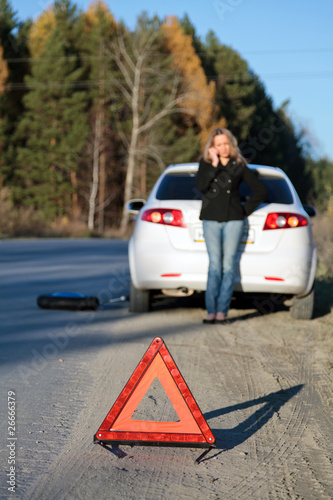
[203, 384, 304, 455]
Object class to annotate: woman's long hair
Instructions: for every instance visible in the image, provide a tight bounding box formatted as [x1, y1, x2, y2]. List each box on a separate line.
[203, 128, 246, 165]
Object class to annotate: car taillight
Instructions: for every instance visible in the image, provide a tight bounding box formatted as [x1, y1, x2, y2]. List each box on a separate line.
[263, 212, 308, 230]
[141, 209, 186, 228]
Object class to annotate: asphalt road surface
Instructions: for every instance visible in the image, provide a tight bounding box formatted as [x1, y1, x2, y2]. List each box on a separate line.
[0, 238, 332, 500]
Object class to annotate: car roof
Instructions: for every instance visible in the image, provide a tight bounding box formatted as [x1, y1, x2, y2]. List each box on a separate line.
[165, 163, 287, 179]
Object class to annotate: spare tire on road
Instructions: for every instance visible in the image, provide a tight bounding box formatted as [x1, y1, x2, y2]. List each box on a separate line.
[37, 292, 99, 311]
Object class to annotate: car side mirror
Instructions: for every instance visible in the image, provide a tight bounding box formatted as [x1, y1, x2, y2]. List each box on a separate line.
[126, 199, 146, 215]
[303, 204, 316, 218]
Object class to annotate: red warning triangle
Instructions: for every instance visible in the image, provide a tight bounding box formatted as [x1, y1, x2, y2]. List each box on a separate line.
[94, 337, 215, 448]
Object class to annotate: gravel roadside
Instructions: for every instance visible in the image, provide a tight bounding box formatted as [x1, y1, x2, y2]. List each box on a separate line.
[1, 239, 332, 500]
[25, 303, 333, 500]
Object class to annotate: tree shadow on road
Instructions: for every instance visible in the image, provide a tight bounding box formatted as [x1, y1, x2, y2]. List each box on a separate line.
[203, 384, 304, 459]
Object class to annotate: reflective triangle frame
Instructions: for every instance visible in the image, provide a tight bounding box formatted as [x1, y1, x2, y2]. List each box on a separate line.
[94, 337, 215, 448]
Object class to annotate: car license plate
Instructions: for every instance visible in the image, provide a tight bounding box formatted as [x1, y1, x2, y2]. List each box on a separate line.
[194, 227, 204, 242]
[194, 227, 255, 244]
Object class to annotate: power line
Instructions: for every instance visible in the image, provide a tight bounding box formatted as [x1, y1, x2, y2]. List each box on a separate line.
[6, 70, 333, 91]
[3, 47, 333, 64]
[240, 48, 333, 55]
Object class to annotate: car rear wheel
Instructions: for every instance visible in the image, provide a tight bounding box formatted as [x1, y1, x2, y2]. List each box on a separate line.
[129, 280, 151, 313]
[291, 286, 315, 320]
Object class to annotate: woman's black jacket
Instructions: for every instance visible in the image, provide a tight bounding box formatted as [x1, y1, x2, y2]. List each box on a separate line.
[196, 158, 268, 222]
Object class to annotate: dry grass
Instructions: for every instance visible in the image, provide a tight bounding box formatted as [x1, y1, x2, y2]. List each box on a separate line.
[312, 205, 333, 279]
[312, 203, 333, 316]
[0, 188, 131, 239]
[0, 207, 90, 239]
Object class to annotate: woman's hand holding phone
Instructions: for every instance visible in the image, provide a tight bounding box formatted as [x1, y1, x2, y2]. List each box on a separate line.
[208, 147, 219, 167]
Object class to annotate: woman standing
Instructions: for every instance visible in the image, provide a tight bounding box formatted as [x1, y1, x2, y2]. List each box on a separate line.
[196, 128, 267, 324]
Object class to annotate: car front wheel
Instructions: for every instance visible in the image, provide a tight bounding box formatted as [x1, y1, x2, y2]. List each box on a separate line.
[129, 280, 151, 313]
[291, 286, 315, 320]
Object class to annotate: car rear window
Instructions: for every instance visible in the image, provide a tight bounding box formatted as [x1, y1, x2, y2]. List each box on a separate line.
[156, 173, 202, 200]
[156, 172, 294, 204]
[239, 177, 294, 204]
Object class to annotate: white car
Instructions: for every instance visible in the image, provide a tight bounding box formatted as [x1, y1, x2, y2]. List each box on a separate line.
[127, 163, 317, 319]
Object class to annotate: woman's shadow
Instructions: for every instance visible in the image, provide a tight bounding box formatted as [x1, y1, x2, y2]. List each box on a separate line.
[203, 384, 304, 459]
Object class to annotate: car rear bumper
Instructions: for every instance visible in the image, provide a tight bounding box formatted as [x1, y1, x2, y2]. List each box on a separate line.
[129, 238, 316, 297]
[129, 238, 208, 291]
[235, 244, 316, 295]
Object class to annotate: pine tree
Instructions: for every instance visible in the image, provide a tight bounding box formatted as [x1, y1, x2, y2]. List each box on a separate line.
[28, 6, 55, 58]
[268, 102, 311, 201]
[162, 17, 225, 147]
[0, 0, 30, 186]
[201, 31, 257, 141]
[15, 0, 89, 219]
[305, 156, 333, 211]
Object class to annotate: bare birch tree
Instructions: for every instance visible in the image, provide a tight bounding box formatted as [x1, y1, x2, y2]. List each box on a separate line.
[105, 17, 191, 234]
[88, 113, 101, 230]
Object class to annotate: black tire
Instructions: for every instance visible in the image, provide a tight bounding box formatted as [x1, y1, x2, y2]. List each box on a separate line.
[129, 280, 151, 313]
[291, 287, 315, 320]
[37, 293, 99, 311]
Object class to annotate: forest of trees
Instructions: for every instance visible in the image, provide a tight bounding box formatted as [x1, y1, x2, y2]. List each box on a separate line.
[0, 0, 332, 236]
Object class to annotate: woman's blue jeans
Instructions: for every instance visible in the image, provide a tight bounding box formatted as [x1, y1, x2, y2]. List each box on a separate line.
[203, 219, 244, 315]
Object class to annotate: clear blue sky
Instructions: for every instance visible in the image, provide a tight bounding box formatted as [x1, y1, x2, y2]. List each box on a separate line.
[12, 0, 333, 160]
